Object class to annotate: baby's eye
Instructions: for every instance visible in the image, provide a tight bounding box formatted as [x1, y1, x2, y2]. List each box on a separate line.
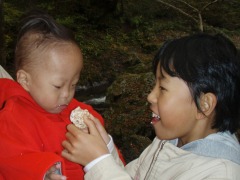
[53, 85, 61, 89]
[71, 83, 78, 88]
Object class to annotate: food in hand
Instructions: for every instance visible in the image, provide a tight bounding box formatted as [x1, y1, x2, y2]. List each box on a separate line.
[70, 107, 90, 129]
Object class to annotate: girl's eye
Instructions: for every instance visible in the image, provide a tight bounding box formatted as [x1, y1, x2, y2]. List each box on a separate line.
[160, 86, 166, 91]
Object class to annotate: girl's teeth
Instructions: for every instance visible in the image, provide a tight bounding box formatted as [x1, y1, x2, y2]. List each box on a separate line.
[152, 113, 160, 119]
[151, 112, 161, 124]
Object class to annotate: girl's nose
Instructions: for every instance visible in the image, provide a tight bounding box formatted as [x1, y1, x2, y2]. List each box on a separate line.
[147, 86, 158, 104]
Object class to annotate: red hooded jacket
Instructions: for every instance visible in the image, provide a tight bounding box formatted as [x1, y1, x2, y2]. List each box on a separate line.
[0, 78, 124, 179]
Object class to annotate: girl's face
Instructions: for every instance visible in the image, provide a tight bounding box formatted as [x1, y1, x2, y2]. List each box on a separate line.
[19, 43, 83, 114]
[147, 64, 200, 145]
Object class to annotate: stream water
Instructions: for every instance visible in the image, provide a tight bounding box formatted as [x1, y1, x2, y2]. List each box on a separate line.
[74, 81, 110, 113]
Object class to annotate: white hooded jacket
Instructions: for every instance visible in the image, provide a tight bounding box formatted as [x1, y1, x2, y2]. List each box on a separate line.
[85, 131, 240, 180]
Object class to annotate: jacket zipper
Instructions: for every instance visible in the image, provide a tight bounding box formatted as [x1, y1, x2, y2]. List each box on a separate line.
[143, 140, 166, 180]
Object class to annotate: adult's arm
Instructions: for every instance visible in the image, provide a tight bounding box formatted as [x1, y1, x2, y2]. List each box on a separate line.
[0, 65, 13, 79]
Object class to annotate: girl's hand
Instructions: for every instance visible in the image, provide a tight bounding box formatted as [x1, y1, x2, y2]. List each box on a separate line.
[44, 163, 66, 180]
[62, 118, 109, 166]
[87, 114, 110, 144]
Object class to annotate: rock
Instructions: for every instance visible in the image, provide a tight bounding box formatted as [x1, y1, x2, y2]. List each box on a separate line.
[103, 72, 155, 163]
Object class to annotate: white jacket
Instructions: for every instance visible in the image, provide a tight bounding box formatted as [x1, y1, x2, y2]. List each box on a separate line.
[85, 132, 240, 180]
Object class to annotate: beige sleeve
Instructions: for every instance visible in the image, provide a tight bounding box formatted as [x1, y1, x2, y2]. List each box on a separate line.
[84, 155, 132, 180]
[0, 65, 13, 79]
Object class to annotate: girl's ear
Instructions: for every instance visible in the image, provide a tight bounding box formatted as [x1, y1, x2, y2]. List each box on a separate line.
[16, 70, 30, 92]
[196, 93, 217, 119]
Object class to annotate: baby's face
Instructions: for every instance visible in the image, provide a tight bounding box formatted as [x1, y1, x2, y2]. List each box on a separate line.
[147, 64, 199, 144]
[22, 43, 83, 113]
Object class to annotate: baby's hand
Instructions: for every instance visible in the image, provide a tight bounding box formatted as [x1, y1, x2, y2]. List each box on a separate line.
[44, 163, 66, 180]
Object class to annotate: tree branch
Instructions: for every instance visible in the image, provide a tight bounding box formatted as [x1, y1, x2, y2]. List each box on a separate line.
[177, 0, 199, 13]
[201, 0, 219, 11]
[156, 0, 198, 23]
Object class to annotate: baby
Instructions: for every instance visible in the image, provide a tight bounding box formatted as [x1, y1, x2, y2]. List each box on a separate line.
[0, 10, 116, 180]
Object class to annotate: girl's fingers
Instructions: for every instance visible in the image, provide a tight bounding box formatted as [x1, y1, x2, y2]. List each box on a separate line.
[83, 117, 101, 136]
[62, 139, 72, 152]
[65, 122, 100, 148]
[66, 124, 82, 137]
[62, 140, 81, 164]
[88, 114, 101, 125]
[81, 114, 110, 144]
[61, 148, 75, 163]
[62, 118, 109, 165]
[67, 120, 98, 136]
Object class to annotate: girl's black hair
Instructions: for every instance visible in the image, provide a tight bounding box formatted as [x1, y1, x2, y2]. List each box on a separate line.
[152, 33, 240, 133]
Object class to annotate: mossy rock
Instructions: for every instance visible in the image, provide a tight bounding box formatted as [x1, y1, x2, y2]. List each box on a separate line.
[103, 72, 155, 163]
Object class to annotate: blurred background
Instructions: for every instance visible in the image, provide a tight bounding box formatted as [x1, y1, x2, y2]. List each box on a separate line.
[1, 0, 239, 163]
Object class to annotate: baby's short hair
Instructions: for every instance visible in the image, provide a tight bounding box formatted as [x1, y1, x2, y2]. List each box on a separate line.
[15, 10, 78, 72]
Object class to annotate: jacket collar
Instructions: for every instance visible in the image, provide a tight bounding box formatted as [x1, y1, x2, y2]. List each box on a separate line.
[170, 131, 240, 165]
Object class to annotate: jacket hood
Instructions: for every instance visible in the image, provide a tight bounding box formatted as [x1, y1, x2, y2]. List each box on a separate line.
[171, 131, 240, 165]
[0, 79, 35, 109]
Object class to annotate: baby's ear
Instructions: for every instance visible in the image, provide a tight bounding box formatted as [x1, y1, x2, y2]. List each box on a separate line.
[16, 70, 30, 91]
[196, 92, 217, 119]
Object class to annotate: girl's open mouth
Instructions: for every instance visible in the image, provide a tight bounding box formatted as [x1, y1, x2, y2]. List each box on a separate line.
[151, 112, 160, 125]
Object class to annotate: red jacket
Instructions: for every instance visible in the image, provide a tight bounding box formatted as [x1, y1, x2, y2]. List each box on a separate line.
[0, 79, 119, 179]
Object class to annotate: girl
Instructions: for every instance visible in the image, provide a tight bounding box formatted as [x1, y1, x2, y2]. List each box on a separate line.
[62, 33, 240, 179]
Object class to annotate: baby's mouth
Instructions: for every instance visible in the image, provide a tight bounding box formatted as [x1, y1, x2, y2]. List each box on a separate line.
[57, 104, 68, 111]
[151, 112, 160, 125]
